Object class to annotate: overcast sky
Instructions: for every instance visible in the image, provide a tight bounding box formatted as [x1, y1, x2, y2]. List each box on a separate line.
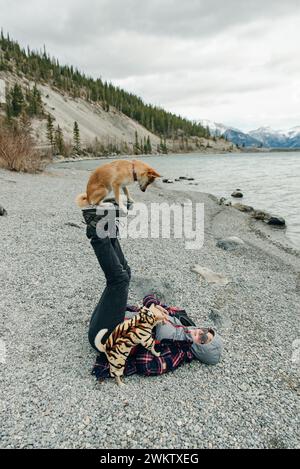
[1, 0, 300, 131]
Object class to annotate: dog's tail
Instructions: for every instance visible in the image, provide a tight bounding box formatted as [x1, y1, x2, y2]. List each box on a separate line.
[75, 192, 89, 208]
[94, 329, 108, 353]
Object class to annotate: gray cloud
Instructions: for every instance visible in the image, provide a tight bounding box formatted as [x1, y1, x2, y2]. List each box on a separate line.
[1, 0, 300, 130]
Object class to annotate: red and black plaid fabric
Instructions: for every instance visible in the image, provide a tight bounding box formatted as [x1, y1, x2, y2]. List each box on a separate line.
[92, 340, 194, 380]
[92, 296, 195, 380]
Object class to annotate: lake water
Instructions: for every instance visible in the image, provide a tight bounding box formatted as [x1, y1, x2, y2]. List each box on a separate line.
[56, 152, 300, 249]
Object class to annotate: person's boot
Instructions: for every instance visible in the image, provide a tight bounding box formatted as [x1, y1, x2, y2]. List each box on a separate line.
[82, 200, 133, 239]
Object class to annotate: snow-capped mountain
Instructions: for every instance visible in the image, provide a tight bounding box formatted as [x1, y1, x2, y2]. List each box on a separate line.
[249, 127, 287, 148]
[250, 126, 300, 148]
[199, 120, 300, 149]
[199, 120, 262, 148]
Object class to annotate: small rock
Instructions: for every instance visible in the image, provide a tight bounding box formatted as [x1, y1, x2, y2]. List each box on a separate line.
[231, 191, 243, 198]
[219, 197, 232, 207]
[187, 177, 195, 181]
[265, 215, 286, 227]
[238, 383, 250, 393]
[233, 203, 254, 213]
[162, 179, 173, 184]
[179, 176, 188, 180]
[216, 236, 245, 251]
[0, 205, 7, 216]
[251, 210, 270, 221]
[83, 416, 91, 426]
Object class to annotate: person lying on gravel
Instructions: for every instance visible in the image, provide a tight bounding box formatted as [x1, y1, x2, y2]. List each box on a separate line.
[81, 200, 223, 380]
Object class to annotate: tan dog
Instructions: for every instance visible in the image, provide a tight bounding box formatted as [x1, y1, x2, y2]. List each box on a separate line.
[76, 159, 161, 211]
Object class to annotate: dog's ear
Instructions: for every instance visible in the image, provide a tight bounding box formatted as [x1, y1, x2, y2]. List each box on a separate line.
[148, 169, 161, 178]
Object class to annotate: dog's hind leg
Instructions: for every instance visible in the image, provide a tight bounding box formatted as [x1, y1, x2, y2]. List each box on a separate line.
[89, 187, 109, 206]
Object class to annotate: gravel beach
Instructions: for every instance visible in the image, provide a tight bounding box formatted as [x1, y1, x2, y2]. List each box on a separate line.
[0, 165, 299, 449]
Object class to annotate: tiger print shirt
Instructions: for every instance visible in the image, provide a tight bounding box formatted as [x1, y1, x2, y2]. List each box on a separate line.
[92, 300, 194, 380]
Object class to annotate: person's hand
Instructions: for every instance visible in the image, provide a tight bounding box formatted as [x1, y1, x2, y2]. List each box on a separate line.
[190, 329, 204, 344]
[155, 305, 169, 315]
[154, 305, 169, 322]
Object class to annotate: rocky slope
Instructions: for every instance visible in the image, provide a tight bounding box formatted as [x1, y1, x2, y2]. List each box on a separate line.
[0, 73, 237, 155]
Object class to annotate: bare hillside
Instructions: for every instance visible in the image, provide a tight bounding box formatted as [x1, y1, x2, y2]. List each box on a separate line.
[34, 84, 160, 149]
[0, 71, 238, 154]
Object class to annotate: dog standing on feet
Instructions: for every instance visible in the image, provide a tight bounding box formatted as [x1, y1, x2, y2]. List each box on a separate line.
[75, 159, 161, 212]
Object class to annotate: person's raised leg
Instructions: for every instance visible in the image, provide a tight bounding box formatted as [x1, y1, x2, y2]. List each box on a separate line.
[82, 206, 131, 350]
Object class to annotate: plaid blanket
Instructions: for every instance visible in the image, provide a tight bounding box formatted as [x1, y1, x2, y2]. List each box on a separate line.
[92, 296, 194, 380]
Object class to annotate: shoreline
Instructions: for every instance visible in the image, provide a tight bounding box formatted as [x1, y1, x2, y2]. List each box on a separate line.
[50, 154, 300, 255]
[51, 148, 240, 165]
[0, 167, 299, 449]
[50, 146, 300, 166]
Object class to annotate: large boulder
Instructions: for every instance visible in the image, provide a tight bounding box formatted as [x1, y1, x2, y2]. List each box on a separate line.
[216, 236, 245, 251]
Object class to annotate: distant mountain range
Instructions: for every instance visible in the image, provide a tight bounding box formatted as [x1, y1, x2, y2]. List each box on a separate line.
[199, 119, 300, 149]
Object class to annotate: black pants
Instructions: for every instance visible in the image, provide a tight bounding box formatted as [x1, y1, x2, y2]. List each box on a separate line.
[88, 233, 131, 350]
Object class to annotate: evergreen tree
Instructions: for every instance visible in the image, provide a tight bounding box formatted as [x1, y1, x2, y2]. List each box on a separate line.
[0, 31, 213, 145]
[55, 125, 65, 155]
[73, 121, 81, 153]
[46, 114, 54, 147]
[5, 89, 13, 123]
[10, 83, 24, 117]
[143, 137, 147, 154]
[134, 131, 139, 155]
[146, 136, 152, 154]
[26, 84, 43, 116]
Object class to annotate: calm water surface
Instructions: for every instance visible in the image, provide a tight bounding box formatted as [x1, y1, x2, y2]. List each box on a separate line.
[57, 152, 300, 249]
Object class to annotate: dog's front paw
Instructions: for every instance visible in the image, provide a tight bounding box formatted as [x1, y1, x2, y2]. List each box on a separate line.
[119, 205, 128, 215]
[115, 376, 126, 387]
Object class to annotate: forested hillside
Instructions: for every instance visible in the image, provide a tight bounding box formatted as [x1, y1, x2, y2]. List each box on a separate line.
[0, 31, 209, 140]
